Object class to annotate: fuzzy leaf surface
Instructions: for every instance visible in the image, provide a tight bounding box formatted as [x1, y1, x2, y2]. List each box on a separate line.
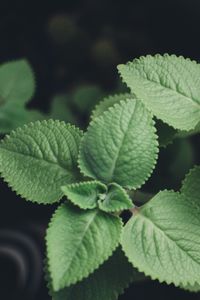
[61, 181, 107, 209]
[118, 54, 200, 130]
[98, 183, 133, 212]
[79, 99, 158, 189]
[46, 202, 122, 291]
[121, 190, 200, 287]
[0, 59, 35, 105]
[50, 248, 144, 300]
[0, 120, 82, 204]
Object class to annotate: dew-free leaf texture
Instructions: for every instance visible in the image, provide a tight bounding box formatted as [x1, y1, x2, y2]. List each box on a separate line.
[79, 99, 158, 189]
[121, 190, 200, 287]
[0, 120, 83, 204]
[98, 183, 133, 212]
[118, 54, 200, 130]
[46, 202, 122, 291]
[50, 248, 144, 300]
[91, 93, 134, 119]
[181, 165, 200, 207]
[0, 59, 35, 104]
[61, 181, 107, 209]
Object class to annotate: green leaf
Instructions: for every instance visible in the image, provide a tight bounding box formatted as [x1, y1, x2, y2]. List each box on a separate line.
[79, 99, 158, 189]
[0, 102, 44, 133]
[121, 190, 200, 287]
[73, 85, 104, 114]
[50, 94, 77, 124]
[46, 202, 122, 291]
[118, 54, 200, 131]
[181, 165, 200, 207]
[181, 283, 200, 292]
[50, 248, 144, 300]
[91, 93, 134, 119]
[0, 59, 35, 105]
[155, 119, 176, 147]
[0, 120, 83, 204]
[98, 183, 133, 212]
[61, 181, 107, 209]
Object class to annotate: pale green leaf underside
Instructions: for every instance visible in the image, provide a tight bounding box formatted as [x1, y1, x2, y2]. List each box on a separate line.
[61, 181, 107, 209]
[91, 93, 134, 119]
[121, 190, 200, 287]
[50, 248, 144, 300]
[0, 120, 83, 204]
[181, 165, 200, 207]
[98, 183, 133, 212]
[118, 54, 200, 131]
[0, 59, 35, 105]
[46, 202, 122, 291]
[79, 99, 158, 189]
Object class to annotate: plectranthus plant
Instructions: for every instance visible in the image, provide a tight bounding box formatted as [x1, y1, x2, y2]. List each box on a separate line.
[0, 54, 200, 300]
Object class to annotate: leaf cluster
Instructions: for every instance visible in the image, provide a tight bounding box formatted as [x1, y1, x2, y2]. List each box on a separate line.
[0, 54, 199, 299]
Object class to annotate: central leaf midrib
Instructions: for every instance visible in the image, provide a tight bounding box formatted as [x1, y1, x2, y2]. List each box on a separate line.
[138, 212, 200, 268]
[62, 210, 99, 283]
[134, 72, 200, 109]
[0, 146, 71, 173]
[107, 103, 136, 182]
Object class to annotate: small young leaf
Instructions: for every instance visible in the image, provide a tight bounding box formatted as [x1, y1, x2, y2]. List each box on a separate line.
[79, 99, 158, 189]
[181, 165, 200, 206]
[50, 248, 144, 300]
[121, 190, 200, 287]
[91, 93, 134, 119]
[61, 181, 107, 209]
[0, 59, 35, 104]
[98, 183, 133, 212]
[118, 54, 200, 131]
[46, 202, 122, 291]
[0, 120, 83, 204]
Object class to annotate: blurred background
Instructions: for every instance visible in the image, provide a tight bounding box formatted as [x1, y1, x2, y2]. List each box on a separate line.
[0, 0, 200, 299]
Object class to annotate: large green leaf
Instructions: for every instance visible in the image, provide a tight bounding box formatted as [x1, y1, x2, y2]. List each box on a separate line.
[0, 120, 83, 204]
[0, 59, 35, 104]
[118, 54, 200, 131]
[79, 99, 158, 189]
[46, 202, 122, 291]
[121, 190, 200, 287]
[50, 248, 144, 300]
[61, 181, 107, 209]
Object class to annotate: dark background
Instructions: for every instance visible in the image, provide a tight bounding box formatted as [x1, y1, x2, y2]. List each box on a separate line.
[0, 0, 200, 299]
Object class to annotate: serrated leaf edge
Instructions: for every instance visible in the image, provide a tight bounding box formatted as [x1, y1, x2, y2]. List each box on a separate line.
[117, 54, 200, 131]
[46, 203, 123, 291]
[121, 189, 200, 288]
[78, 99, 159, 189]
[0, 119, 83, 205]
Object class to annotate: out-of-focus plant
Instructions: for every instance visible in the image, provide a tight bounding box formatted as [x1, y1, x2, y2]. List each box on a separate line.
[0, 59, 43, 133]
